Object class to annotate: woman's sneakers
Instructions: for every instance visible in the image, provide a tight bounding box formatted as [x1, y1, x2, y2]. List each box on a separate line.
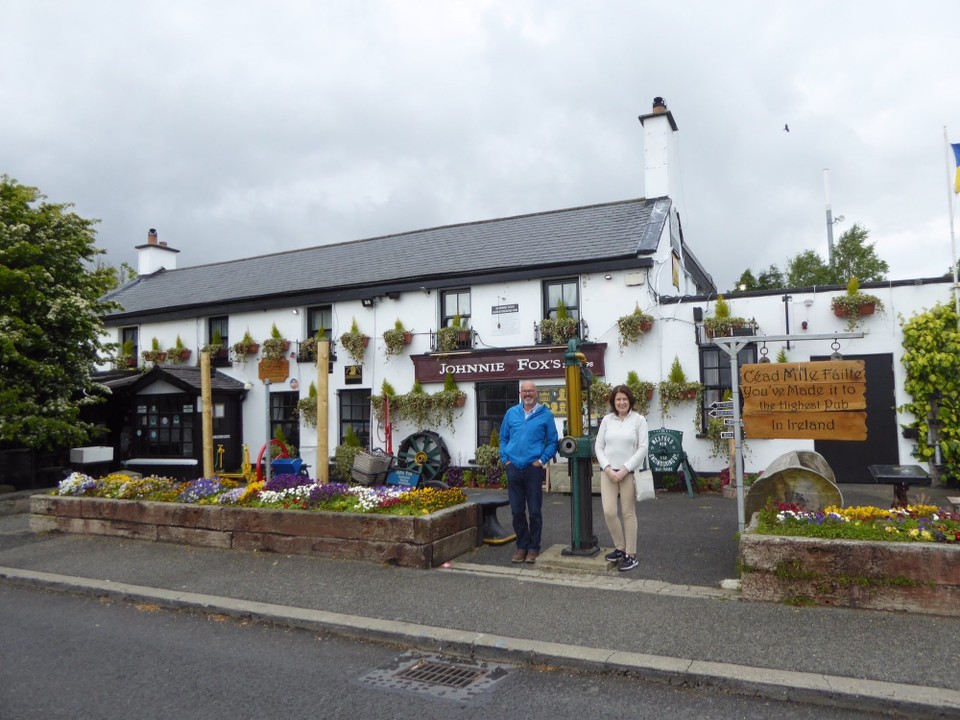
[604, 548, 625, 563]
[617, 554, 639, 572]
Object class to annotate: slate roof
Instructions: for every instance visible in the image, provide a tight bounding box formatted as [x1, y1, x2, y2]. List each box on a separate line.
[97, 367, 247, 394]
[104, 197, 670, 322]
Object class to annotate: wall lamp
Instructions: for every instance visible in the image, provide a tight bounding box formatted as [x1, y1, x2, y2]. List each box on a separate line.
[419, 286, 431, 295]
[361, 298, 376, 308]
[385, 291, 400, 300]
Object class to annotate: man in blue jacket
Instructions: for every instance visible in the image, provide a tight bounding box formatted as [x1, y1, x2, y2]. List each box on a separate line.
[499, 380, 558, 564]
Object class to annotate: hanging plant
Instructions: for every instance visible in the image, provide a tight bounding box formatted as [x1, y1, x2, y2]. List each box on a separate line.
[339, 317, 369, 365]
[383, 318, 413, 358]
[831, 277, 883, 331]
[658, 355, 703, 418]
[231, 329, 260, 363]
[625, 370, 655, 416]
[434, 373, 467, 430]
[398, 380, 433, 430]
[262, 323, 290, 361]
[616, 304, 654, 353]
[371, 379, 399, 425]
[297, 382, 318, 428]
[202, 329, 227, 360]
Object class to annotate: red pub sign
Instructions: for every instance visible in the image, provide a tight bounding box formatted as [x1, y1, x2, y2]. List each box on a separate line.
[411, 343, 607, 384]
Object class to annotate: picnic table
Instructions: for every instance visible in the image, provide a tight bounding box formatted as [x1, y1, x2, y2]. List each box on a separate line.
[866, 464, 931, 507]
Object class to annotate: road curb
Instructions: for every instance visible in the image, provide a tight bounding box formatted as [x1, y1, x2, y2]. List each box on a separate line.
[2, 565, 958, 718]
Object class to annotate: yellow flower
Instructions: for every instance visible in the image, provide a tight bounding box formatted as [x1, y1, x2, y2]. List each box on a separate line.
[908, 528, 920, 537]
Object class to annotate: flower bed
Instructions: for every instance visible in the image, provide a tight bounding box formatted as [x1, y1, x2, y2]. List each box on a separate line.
[739, 504, 960, 615]
[30, 473, 482, 569]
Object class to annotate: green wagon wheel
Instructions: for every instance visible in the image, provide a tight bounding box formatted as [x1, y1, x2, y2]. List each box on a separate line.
[397, 430, 450, 485]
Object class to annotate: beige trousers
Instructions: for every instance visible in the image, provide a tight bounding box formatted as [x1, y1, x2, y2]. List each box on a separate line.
[600, 471, 637, 557]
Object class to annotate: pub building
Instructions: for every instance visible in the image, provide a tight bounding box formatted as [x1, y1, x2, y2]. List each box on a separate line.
[93, 98, 950, 486]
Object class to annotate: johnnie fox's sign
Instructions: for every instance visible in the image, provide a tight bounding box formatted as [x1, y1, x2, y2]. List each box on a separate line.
[740, 360, 867, 441]
[410, 344, 607, 384]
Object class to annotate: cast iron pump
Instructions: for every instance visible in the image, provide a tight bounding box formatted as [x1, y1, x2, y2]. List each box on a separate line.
[557, 338, 600, 556]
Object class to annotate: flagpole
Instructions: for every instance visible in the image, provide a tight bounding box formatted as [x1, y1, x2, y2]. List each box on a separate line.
[945, 127, 960, 327]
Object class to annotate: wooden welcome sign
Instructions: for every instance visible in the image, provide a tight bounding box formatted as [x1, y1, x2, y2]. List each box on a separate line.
[740, 360, 867, 441]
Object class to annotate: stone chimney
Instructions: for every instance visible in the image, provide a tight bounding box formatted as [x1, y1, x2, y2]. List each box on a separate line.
[135, 228, 180, 275]
[638, 96, 680, 200]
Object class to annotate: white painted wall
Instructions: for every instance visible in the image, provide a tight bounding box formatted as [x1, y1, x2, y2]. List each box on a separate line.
[104, 275, 953, 480]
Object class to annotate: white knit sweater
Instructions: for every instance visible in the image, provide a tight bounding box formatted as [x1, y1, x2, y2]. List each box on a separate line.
[594, 411, 648, 472]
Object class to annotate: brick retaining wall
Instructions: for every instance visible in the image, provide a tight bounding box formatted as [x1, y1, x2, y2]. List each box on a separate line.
[29, 495, 482, 569]
[739, 532, 960, 616]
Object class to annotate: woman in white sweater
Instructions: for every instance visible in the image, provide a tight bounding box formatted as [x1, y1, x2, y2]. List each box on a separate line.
[594, 384, 649, 572]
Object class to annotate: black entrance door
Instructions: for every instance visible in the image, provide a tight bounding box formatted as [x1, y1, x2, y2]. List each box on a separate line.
[812, 353, 898, 483]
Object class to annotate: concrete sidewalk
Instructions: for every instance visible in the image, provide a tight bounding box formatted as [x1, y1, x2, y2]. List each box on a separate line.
[1, 483, 959, 717]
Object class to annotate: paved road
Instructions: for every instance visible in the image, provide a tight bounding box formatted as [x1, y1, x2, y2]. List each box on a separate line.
[0, 584, 880, 720]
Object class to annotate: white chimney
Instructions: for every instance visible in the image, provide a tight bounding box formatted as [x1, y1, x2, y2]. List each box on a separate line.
[638, 96, 680, 200]
[135, 228, 180, 275]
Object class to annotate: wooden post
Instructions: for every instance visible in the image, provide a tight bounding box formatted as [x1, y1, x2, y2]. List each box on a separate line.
[316, 340, 329, 483]
[200, 351, 214, 478]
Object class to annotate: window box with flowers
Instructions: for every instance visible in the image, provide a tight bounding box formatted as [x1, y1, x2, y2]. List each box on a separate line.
[703, 295, 756, 339]
[831, 277, 883, 331]
[538, 300, 580, 345]
[262, 323, 290, 361]
[339, 318, 369, 365]
[202, 329, 229, 366]
[616, 304, 654, 353]
[165, 335, 192, 364]
[383, 318, 414, 358]
[141, 337, 167, 365]
[118, 339, 137, 369]
[658, 356, 703, 418]
[436, 313, 472, 353]
[231, 330, 260, 364]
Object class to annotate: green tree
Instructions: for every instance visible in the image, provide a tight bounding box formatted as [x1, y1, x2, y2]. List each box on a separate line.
[97, 260, 137, 292]
[731, 268, 757, 292]
[831, 223, 889, 283]
[786, 249, 833, 287]
[0, 176, 119, 451]
[756, 264, 785, 290]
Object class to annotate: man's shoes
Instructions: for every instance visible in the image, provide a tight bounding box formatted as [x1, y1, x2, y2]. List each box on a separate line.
[511, 549, 527, 563]
[524, 550, 539, 563]
[617, 554, 639, 572]
[604, 548, 625, 563]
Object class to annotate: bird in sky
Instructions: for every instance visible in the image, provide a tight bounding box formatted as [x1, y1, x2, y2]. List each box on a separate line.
[784, 123, 790, 132]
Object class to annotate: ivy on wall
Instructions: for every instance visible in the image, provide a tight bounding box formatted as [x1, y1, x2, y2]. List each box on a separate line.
[900, 301, 960, 484]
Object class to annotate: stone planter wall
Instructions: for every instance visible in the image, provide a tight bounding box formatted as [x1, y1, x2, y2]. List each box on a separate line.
[30, 495, 482, 569]
[740, 531, 960, 616]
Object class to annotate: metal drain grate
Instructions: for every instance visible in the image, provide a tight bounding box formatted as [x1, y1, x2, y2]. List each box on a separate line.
[357, 651, 511, 705]
[394, 659, 484, 689]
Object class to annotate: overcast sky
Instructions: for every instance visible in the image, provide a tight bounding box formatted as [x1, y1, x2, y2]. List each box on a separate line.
[3, 1, 959, 293]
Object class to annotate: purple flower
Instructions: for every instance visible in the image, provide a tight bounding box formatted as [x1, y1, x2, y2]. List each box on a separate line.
[264, 473, 312, 493]
[177, 477, 223, 503]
